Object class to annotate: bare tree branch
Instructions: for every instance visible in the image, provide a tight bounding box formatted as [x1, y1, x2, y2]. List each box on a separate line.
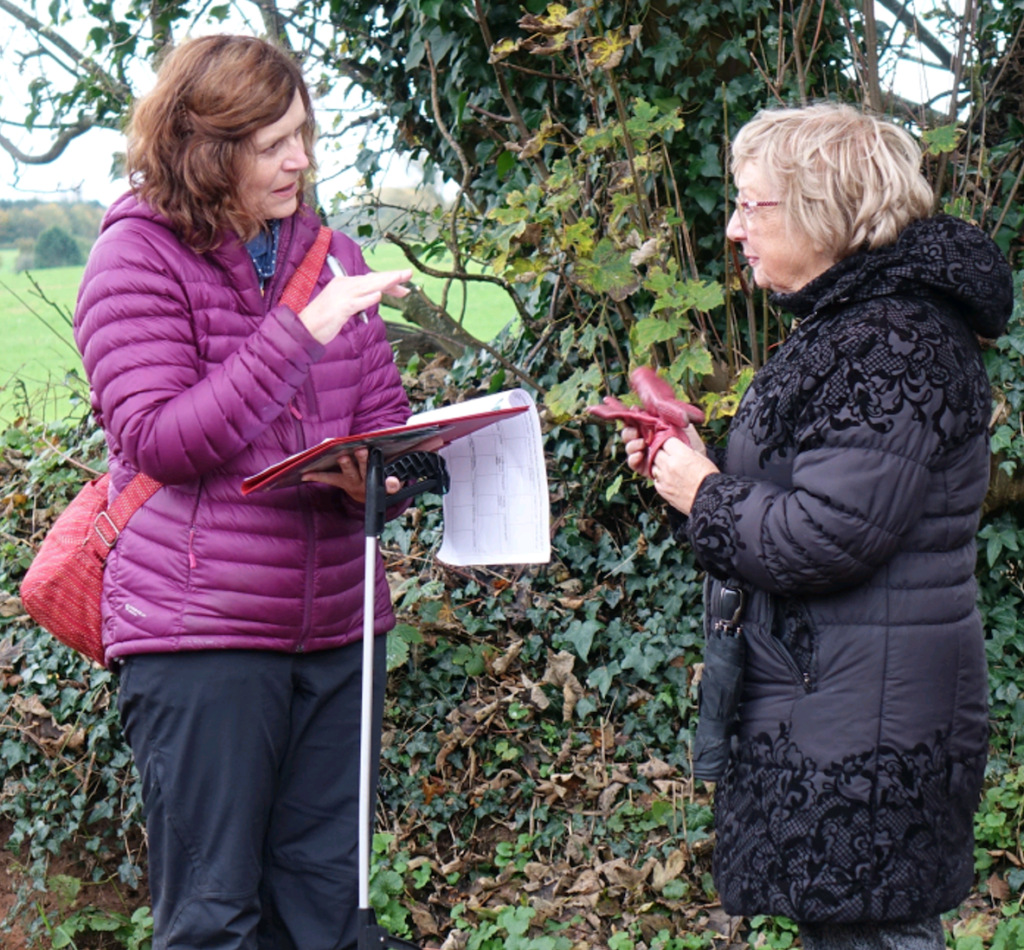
[0, 118, 94, 164]
[0, 0, 131, 103]
[874, 0, 954, 71]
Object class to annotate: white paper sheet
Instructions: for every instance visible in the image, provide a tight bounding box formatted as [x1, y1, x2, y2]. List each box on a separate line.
[413, 390, 550, 566]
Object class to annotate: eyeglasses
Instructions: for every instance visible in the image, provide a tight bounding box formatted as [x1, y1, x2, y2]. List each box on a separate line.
[733, 198, 780, 222]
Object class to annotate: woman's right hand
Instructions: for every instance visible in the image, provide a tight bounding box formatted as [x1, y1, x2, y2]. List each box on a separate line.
[299, 269, 413, 344]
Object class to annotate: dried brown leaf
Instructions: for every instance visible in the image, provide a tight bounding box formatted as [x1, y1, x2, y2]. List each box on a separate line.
[597, 781, 624, 815]
[567, 869, 603, 894]
[600, 856, 654, 889]
[986, 872, 1011, 901]
[652, 848, 690, 892]
[491, 640, 523, 675]
[638, 757, 674, 780]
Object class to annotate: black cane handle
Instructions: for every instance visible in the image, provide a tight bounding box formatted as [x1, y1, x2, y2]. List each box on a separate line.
[366, 449, 450, 540]
[384, 451, 451, 499]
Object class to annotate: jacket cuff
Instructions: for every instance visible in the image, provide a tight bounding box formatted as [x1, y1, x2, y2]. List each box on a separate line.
[685, 472, 737, 580]
[273, 303, 328, 362]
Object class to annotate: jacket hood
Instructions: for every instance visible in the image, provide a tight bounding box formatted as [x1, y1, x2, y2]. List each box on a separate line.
[776, 213, 1014, 339]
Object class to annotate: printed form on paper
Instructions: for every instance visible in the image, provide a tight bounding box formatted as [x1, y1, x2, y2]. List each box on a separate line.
[412, 389, 550, 566]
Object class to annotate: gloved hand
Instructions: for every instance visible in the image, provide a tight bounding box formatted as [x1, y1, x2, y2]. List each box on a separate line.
[630, 366, 704, 431]
[586, 366, 704, 478]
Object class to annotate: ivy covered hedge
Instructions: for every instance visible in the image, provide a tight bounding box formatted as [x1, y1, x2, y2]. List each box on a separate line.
[1, 286, 1024, 948]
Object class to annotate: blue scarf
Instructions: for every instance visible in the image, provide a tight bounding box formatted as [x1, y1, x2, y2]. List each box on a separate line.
[245, 219, 282, 287]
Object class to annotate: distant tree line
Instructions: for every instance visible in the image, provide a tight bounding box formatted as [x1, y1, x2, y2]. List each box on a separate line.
[0, 199, 105, 271]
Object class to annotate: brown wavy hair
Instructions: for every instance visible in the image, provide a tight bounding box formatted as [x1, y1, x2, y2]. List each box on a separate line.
[126, 35, 317, 252]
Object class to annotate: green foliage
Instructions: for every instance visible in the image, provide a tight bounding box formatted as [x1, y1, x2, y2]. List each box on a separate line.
[746, 915, 799, 950]
[0, 201, 103, 247]
[0, 1, 1023, 945]
[991, 918, 1024, 950]
[0, 417, 146, 942]
[369, 834, 419, 938]
[451, 903, 572, 950]
[45, 901, 153, 950]
[33, 227, 83, 269]
[973, 766, 1024, 868]
[985, 272, 1024, 482]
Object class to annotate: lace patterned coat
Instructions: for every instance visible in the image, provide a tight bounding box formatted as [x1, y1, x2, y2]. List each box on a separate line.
[686, 215, 1013, 923]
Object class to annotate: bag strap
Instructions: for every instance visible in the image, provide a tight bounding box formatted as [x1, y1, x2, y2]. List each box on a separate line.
[87, 472, 163, 555]
[81, 228, 333, 556]
[279, 226, 332, 313]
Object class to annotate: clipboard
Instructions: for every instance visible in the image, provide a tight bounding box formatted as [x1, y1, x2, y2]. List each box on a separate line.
[240, 404, 528, 494]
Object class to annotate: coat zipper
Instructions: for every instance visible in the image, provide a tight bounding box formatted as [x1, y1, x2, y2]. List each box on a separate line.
[265, 219, 317, 651]
[754, 623, 814, 693]
[293, 405, 315, 652]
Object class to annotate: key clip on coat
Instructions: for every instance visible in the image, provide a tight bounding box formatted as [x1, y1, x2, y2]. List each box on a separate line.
[692, 582, 747, 783]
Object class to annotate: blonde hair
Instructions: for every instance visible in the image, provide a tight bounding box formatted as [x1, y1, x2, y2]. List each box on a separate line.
[126, 35, 317, 252]
[731, 103, 934, 259]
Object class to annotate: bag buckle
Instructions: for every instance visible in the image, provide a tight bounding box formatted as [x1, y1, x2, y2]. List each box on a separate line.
[93, 512, 120, 548]
[713, 584, 746, 635]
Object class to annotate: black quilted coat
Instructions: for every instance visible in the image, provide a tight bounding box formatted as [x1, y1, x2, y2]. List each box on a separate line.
[686, 215, 1014, 923]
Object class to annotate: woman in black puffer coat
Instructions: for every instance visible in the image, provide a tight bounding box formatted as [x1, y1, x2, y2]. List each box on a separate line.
[619, 104, 1014, 950]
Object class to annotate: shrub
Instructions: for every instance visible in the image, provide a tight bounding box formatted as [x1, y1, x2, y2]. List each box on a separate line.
[33, 227, 82, 269]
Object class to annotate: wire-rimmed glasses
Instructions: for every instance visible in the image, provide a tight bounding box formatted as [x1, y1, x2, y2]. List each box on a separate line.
[733, 198, 780, 223]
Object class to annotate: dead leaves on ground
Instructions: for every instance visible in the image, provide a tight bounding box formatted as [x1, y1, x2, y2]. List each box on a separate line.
[6, 693, 86, 758]
[383, 644, 721, 945]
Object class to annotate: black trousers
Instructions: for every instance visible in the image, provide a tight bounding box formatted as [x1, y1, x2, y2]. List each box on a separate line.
[117, 638, 387, 950]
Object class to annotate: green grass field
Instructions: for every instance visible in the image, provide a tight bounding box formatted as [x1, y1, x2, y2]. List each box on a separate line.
[0, 242, 517, 424]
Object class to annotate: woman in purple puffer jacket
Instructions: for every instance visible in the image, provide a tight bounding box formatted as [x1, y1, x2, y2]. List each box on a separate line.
[74, 34, 416, 950]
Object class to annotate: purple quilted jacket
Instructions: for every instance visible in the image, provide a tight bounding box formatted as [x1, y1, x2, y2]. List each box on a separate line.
[74, 193, 410, 663]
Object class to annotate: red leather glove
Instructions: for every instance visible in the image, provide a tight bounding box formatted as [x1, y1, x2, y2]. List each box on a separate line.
[630, 366, 704, 431]
[586, 368, 704, 478]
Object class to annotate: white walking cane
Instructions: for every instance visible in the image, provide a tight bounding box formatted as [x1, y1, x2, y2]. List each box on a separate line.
[358, 446, 448, 950]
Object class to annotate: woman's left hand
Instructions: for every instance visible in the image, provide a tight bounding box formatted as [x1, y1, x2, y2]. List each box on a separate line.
[302, 448, 400, 501]
[301, 436, 445, 503]
[650, 437, 720, 515]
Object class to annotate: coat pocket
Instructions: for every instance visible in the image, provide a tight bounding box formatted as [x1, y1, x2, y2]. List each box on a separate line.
[770, 597, 818, 691]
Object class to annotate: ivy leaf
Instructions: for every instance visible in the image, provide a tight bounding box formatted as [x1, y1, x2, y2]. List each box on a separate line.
[545, 364, 603, 421]
[991, 424, 1016, 455]
[573, 238, 639, 301]
[625, 99, 662, 140]
[581, 124, 619, 153]
[496, 905, 535, 937]
[619, 638, 660, 678]
[587, 662, 622, 697]
[2, 737, 30, 767]
[678, 278, 724, 312]
[586, 31, 630, 71]
[519, 4, 585, 34]
[562, 218, 596, 256]
[488, 38, 521, 64]
[646, 31, 686, 81]
[560, 618, 602, 662]
[631, 316, 684, 350]
[921, 125, 961, 155]
[979, 519, 1021, 568]
[495, 150, 517, 179]
[666, 343, 714, 384]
